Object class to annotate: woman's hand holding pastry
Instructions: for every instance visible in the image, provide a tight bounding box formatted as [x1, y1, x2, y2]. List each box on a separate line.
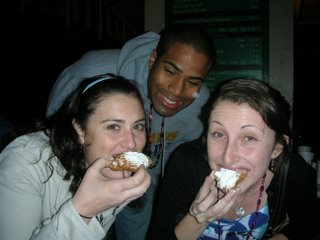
[72, 157, 151, 219]
[189, 170, 240, 223]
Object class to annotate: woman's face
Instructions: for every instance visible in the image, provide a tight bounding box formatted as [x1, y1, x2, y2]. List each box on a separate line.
[74, 94, 147, 167]
[207, 100, 283, 189]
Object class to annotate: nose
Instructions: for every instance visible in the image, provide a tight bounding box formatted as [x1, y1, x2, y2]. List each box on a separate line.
[168, 77, 184, 96]
[222, 141, 239, 165]
[122, 130, 137, 150]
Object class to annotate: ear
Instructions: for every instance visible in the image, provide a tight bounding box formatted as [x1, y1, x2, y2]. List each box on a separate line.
[72, 119, 85, 144]
[148, 49, 157, 70]
[271, 135, 289, 158]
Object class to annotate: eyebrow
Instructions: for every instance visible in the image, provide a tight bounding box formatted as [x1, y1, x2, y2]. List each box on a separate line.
[211, 121, 265, 133]
[100, 119, 125, 124]
[100, 118, 146, 124]
[162, 60, 205, 81]
[241, 124, 265, 133]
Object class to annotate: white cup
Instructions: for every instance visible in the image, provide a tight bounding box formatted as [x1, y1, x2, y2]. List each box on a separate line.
[298, 145, 312, 153]
[299, 151, 314, 165]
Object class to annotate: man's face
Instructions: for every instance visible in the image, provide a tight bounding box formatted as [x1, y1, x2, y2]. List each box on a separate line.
[147, 42, 211, 117]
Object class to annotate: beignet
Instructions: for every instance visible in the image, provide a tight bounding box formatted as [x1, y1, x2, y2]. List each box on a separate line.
[109, 152, 152, 172]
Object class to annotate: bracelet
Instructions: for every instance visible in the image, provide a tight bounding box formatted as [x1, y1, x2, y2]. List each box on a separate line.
[79, 213, 94, 219]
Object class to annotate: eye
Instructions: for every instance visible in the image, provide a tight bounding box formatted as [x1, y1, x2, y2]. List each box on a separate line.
[244, 135, 257, 142]
[164, 67, 176, 76]
[211, 131, 225, 139]
[134, 123, 146, 131]
[106, 124, 120, 131]
[187, 79, 202, 87]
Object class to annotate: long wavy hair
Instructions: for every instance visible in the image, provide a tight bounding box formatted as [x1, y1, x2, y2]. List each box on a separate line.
[5, 73, 144, 195]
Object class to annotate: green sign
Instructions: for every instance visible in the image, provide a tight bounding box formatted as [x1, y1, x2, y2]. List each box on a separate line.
[166, 0, 269, 90]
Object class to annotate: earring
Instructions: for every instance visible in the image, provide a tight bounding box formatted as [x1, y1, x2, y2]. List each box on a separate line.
[270, 158, 275, 172]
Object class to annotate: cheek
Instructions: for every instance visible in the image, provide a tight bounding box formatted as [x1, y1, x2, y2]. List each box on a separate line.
[135, 134, 147, 151]
[248, 149, 271, 170]
[184, 88, 200, 103]
[86, 138, 114, 164]
[149, 67, 163, 84]
[207, 139, 222, 166]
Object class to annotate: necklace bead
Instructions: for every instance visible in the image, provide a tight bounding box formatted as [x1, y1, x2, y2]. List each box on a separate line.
[148, 101, 165, 169]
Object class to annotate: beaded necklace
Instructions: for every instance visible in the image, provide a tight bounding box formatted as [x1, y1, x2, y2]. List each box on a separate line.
[217, 173, 266, 240]
[148, 102, 165, 169]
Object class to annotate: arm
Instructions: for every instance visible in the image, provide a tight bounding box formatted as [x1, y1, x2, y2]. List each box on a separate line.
[175, 174, 239, 240]
[0, 139, 106, 240]
[148, 139, 210, 239]
[175, 214, 208, 240]
[31, 159, 151, 240]
[0, 145, 44, 240]
[0, 136, 151, 240]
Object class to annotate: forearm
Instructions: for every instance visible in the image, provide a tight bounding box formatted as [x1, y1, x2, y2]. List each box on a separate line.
[175, 213, 208, 240]
[30, 200, 107, 240]
[267, 233, 288, 240]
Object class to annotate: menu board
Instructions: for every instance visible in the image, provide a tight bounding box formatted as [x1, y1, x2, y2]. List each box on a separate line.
[165, 0, 269, 90]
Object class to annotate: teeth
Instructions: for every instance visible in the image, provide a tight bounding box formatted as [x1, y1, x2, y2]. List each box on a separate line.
[237, 169, 248, 176]
[163, 95, 177, 105]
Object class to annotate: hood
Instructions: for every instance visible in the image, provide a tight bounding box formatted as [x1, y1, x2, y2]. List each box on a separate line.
[117, 31, 160, 80]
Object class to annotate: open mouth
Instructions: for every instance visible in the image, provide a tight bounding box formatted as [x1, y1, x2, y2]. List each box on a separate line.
[159, 93, 182, 109]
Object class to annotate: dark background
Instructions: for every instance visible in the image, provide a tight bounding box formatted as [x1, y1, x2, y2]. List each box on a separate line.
[2, 0, 320, 155]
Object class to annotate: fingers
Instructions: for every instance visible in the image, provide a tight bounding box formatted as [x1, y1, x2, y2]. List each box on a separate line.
[189, 170, 241, 223]
[86, 158, 150, 198]
[116, 166, 151, 201]
[205, 189, 239, 221]
[194, 173, 216, 202]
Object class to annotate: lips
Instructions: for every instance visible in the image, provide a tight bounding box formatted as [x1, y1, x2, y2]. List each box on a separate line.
[159, 93, 182, 109]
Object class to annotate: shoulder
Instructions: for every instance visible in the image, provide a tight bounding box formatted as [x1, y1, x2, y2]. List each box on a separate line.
[124, 31, 160, 46]
[0, 132, 52, 177]
[81, 49, 121, 62]
[269, 153, 316, 190]
[72, 49, 121, 72]
[117, 32, 159, 75]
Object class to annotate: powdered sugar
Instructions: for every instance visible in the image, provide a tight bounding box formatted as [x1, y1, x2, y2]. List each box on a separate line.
[123, 152, 150, 167]
[214, 168, 242, 191]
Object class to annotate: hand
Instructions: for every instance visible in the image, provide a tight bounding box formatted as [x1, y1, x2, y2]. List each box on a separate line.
[189, 170, 240, 223]
[72, 157, 151, 218]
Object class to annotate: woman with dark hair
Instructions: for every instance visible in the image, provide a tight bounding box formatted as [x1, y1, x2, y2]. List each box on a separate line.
[148, 78, 318, 240]
[0, 74, 151, 240]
